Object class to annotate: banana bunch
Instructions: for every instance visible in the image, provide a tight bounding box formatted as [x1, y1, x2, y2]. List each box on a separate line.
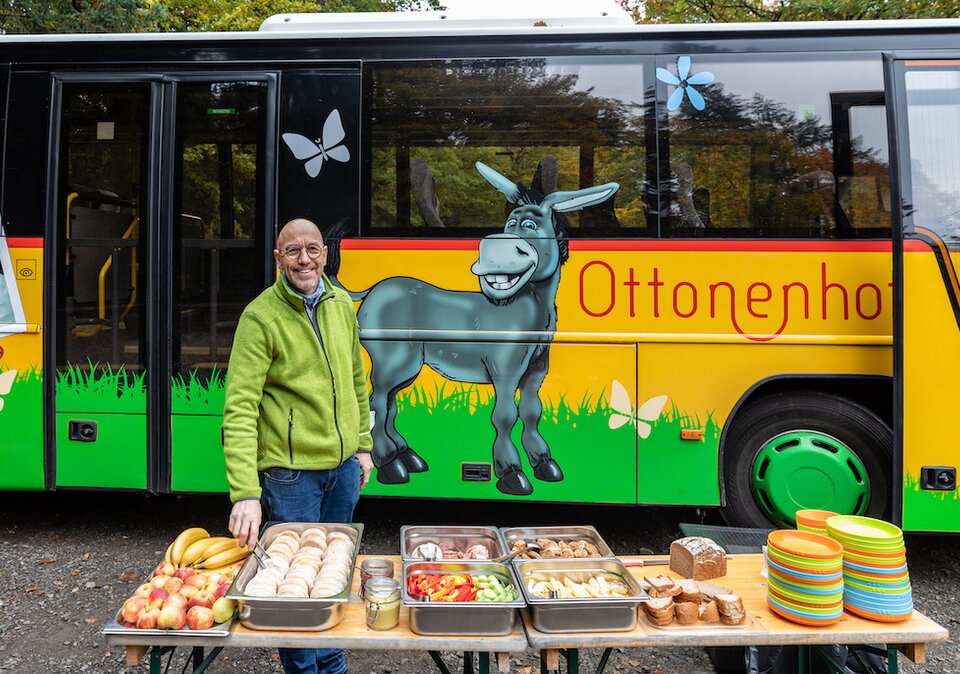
[165, 527, 250, 570]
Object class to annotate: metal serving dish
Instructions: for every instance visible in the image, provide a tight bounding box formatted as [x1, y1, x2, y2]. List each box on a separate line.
[401, 525, 507, 562]
[226, 522, 363, 631]
[402, 561, 526, 636]
[500, 525, 615, 559]
[515, 559, 646, 633]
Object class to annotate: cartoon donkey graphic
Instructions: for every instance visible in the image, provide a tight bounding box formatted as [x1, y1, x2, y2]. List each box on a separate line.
[332, 161, 618, 495]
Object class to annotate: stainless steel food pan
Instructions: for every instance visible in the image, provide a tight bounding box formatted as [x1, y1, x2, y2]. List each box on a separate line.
[402, 561, 525, 636]
[515, 558, 645, 633]
[500, 525, 614, 559]
[226, 522, 363, 631]
[401, 525, 507, 562]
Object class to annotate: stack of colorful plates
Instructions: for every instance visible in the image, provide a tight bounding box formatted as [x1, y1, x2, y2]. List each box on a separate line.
[765, 530, 844, 626]
[795, 509, 838, 535]
[825, 515, 913, 622]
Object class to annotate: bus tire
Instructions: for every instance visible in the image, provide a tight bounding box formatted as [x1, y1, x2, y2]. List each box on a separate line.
[720, 392, 892, 529]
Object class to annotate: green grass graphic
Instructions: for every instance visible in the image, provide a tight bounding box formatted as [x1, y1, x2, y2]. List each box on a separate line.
[55, 361, 146, 413]
[0, 366, 45, 489]
[364, 383, 722, 504]
[903, 473, 960, 532]
[171, 368, 226, 415]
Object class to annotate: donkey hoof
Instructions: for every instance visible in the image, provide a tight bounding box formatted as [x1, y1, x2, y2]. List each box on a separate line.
[399, 448, 429, 473]
[375, 456, 410, 484]
[533, 459, 564, 482]
[496, 469, 533, 496]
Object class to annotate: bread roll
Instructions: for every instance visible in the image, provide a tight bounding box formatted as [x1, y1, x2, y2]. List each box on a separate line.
[669, 537, 727, 581]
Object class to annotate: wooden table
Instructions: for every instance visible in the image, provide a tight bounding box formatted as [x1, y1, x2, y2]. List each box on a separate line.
[524, 554, 949, 674]
[104, 555, 527, 674]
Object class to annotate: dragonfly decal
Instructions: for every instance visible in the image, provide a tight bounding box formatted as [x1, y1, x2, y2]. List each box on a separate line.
[282, 108, 351, 178]
[0, 369, 16, 413]
[608, 379, 667, 439]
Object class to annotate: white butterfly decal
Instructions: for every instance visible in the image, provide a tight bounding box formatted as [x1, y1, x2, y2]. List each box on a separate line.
[0, 369, 17, 413]
[282, 108, 351, 178]
[608, 380, 667, 439]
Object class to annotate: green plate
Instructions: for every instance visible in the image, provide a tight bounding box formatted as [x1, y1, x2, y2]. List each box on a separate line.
[767, 545, 842, 570]
[826, 516, 903, 542]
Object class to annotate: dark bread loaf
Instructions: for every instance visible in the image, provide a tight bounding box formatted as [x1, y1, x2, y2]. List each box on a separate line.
[669, 536, 727, 581]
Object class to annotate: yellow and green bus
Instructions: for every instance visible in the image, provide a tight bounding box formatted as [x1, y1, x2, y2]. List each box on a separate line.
[0, 4, 958, 532]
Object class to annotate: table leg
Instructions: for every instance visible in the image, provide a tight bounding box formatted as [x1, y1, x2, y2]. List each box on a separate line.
[888, 646, 899, 674]
[594, 647, 612, 674]
[797, 645, 810, 674]
[429, 650, 453, 674]
[149, 646, 174, 674]
[479, 651, 490, 674]
[562, 648, 579, 674]
[464, 650, 475, 674]
[542, 649, 560, 673]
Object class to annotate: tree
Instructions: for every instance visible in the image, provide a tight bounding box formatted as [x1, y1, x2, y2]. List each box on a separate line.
[0, 0, 170, 33]
[620, 0, 960, 24]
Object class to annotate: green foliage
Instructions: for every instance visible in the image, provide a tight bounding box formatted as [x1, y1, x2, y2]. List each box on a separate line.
[0, 0, 442, 34]
[620, 0, 959, 24]
[0, 0, 170, 33]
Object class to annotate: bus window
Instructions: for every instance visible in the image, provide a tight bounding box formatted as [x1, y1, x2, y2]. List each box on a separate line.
[0, 237, 24, 327]
[57, 84, 148, 375]
[904, 68, 960, 243]
[365, 57, 650, 236]
[658, 53, 889, 238]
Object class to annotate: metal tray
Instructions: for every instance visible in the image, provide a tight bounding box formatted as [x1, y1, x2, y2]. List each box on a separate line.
[402, 560, 525, 636]
[102, 612, 233, 637]
[515, 559, 646, 633]
[225, 522, 363, 631]
[401, 525, 507, 562]
[500, 525, 615, 559]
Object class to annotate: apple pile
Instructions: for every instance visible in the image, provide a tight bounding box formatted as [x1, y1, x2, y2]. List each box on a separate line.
[119, 560, 243, 631]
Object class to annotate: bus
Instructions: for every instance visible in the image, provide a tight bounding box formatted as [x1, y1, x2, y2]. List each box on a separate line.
[0, 3, 958, 532]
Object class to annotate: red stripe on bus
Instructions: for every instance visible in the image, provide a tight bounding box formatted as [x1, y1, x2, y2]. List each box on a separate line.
[344, 239, 911, 252]
[5, 237, 43, 248]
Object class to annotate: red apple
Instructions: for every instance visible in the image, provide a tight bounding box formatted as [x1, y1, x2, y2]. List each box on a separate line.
[186, 605, 215, 630]
[148, 586, 170, 608]
[152, 561, 176, 578]
[133, 583, 153, 598]
[211, 597, 237, 624]
[201, 581, 220, 595]
[164, 593, 189, 610]
[174, 567, 195, 581]
[214, 581, 231, 599]
[121, 596, 149, 624]
[163, 577, 184, 594]
[157, 603, 187, 630]
[135, 606, 161, 630]
[151, 575, 171, 589]
[186, 590, 214, 610]
[205, 572, 224, 585]
[185, 573, 207, 590]
[179, 584, 199, 600]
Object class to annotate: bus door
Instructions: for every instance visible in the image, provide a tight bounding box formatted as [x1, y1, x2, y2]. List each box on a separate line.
[53, 78, 155, 490]
[53, 74, 277, 493]
[890, 58, 960, 531]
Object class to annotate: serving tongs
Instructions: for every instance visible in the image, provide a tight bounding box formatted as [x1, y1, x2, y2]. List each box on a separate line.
[250, 540, 272, 569]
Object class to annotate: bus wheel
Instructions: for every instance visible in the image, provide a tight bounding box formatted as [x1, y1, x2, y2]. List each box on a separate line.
[720, 392, 892, 529]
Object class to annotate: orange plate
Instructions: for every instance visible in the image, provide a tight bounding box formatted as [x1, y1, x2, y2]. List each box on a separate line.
[841, 544, 907, 559]
[767, 551, 842, 576]
[768, 530, 843, 559]
[795, 509, 839, 529]
[767, 600, 842, 627]
[767, 586, 843, 611]
[844, 604, 912, 623]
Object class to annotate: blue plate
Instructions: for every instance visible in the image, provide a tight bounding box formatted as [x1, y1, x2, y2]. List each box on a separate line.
[767, 593, 843, 620]
[843, 594, 914, 612]
[766, 555, 843, 581]
[842, 559, 908, 574]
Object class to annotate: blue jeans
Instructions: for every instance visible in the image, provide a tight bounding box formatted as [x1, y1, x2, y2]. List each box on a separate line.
[260, 455, 361, 674]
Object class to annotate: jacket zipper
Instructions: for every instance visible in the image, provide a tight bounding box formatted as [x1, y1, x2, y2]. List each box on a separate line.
[307, 296, 345, 466]
[288, 408, 294, 464]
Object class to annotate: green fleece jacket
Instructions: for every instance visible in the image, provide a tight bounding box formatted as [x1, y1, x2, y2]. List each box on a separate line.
[223, 273, 371, 503]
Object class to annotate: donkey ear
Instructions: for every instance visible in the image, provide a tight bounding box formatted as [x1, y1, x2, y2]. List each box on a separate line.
[476, 161, 523, 204]
[544, 182, 620, 213]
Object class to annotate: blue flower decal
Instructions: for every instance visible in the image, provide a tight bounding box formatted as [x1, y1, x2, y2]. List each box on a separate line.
[656, 56, 715, 111]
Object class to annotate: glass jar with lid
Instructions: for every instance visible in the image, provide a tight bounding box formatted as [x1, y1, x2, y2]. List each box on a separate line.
[359, 557, 394, 598]
[364, 577, 401, 631]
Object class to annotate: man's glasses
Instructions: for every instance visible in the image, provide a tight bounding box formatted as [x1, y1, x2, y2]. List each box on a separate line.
[282, 245, 325, 260]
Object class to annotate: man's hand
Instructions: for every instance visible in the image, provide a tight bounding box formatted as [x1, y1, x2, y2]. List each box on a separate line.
[229, 499, 262, 550]
[357, 452, 374, 490]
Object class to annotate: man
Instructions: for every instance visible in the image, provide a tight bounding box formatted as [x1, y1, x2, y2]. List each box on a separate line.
[223, 218, 373, 674]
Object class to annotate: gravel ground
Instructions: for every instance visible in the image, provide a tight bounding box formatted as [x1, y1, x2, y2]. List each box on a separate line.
[0, 491, 956, 674]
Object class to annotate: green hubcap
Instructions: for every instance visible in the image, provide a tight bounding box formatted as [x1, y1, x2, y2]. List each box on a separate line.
[750, 431, 870, 528]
